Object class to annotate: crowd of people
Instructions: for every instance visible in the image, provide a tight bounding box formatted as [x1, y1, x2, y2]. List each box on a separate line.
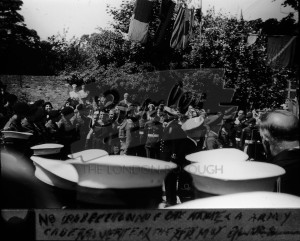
[1, 81, 299, 206]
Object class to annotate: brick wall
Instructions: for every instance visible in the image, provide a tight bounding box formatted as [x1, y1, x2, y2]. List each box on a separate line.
[0, 75, 71, 109]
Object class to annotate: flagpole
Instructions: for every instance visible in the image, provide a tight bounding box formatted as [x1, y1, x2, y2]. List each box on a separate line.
[199, 0, 202, 70]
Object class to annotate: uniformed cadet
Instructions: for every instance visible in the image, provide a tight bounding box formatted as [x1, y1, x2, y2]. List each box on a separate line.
[116, 104, 136, 155]
[144, 110, 163, 159]
[90, 109, 112, 152]
[178, 116, 207, 203]
[234, 110, 246, 149]
[219, 116, 236, 148]
[203, 113, 223, 150]
[240, 117, 264, 160]
[85, 110, 99, 149]
[107, 109, 120, 154]
[160, 106, 186, 206]
[136, 111, 147, 157]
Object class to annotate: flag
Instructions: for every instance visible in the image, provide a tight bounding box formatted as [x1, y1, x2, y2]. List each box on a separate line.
[170, 0, 202, 50]
[128, 0, 154, 44]
[267, 36, 298, 68]
[153, 0, 176, 47]
[246, 34, 259, 46]
[170, 6, 194, 49]
[246, 29, 261, 47]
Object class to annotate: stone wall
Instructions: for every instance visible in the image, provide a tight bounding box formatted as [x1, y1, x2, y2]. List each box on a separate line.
[0, 75, 71, 109]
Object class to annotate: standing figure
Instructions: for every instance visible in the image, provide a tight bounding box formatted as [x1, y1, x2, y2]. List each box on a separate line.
[119, 93, 131, 106]
[78, 84, 90, 105]
[159, 106, 186, 206]
[57, 106, 79, 159]
[88, 110, 112, 152]
[219, 116, 236, 148]
[45, 110, 61, 143]
[136, 111, 147, 157]
[146, 103, 156, 120]
[71, 104, 91, 153]
[69, 84, 80, 103]
[117, 104, 136, 155]
[258, 110, 300, 196]
[234, 110, 246, 149]
[144, 110, 163, 159]
[177, 116, 207, 203]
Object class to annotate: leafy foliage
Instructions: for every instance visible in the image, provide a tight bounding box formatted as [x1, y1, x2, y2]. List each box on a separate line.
[1, 0, 297, 110]
[0, 0, 41, 74]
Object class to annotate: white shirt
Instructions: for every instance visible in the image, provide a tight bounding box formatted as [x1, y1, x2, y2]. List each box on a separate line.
[69, 90, 80, 100]
[78, 90, 89, 99]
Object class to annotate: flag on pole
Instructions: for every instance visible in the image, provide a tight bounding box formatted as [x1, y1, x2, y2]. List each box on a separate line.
[170, 0, 202, 50]
[267, 36, 298, 68]
[153, 0, 176, 47]
[128, 0, 154, 44]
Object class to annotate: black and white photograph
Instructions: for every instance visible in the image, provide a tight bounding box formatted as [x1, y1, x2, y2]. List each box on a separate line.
[1, 0, 299, 240]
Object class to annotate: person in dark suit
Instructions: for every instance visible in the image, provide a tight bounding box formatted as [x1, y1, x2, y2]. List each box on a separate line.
[258, 110, 300, 196]
[136, 111, 147, 157]
[160, 106, 186, 206]
[176, 116, 207, 203]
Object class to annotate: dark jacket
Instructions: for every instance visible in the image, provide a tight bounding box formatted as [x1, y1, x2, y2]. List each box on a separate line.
[269, 148, 300, 197]
[144, 119, 163, 148]
[159, 119, 186, 161]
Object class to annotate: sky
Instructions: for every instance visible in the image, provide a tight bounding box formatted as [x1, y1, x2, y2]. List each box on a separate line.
[19, 0, 297, 40]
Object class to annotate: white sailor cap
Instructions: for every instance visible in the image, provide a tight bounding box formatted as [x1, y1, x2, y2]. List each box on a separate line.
[167, 192, 300, 209]
[30, 153, 176, 191]
[68, 155, 177, 189]
[1, 131, 33, 140]
[30, 149, 109, 190]
[184, 160, 285, 195]
[186, 148, 249, 163]
[181, 116, 205, 131]
[164, 106, 179, 116]
[31, 143, 64, 156]
[30, 156, 78, 190]
[68, 149, 108, 162]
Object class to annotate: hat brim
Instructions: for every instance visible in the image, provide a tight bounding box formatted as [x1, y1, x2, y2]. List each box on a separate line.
[68, 155, 177, 189]
[30, 156, 78, 190]
[31, 143, 64, 156]
[184, 161, 285, 195]
[186, 148, 248, 163]
[167, 192, 300, 209]
[1, 131, 33, 139]
[181, 116, 205, 131]
[164, 106, 178, 116]
[68, 149, 108, 162]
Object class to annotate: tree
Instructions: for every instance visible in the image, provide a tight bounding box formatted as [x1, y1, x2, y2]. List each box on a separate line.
[180, 7, 298, 110]
[0, 0, 41, 74]
[276, 0, 299, 12]
[58, 3, 297, 110]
